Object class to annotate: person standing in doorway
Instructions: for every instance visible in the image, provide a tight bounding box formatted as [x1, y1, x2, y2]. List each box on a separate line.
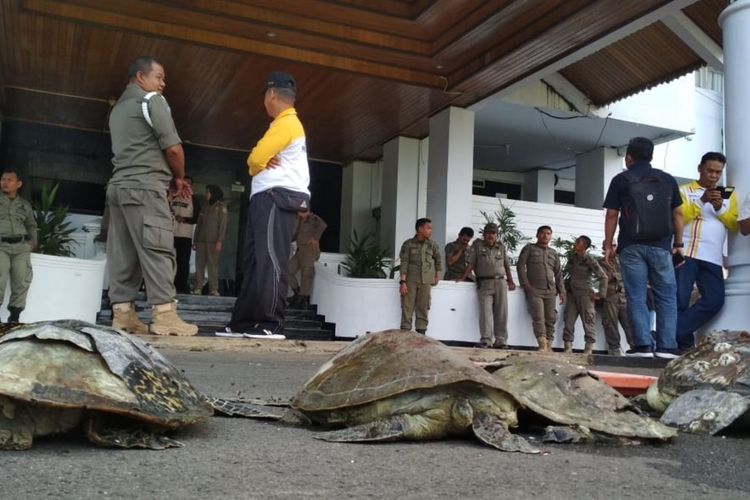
[288, 209, 327, 309]
[107, 56, 197, 336]
[169, 175, 200, 294]
[222, 71, 310, 339]
[193, 185, 227, 296]
[0, 169, 37, 323]
[399, 218, 441, 334]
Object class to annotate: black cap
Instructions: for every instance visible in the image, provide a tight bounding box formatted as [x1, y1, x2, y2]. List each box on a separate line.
[264, 71, 296, 92]
[483, 222, 498, 234]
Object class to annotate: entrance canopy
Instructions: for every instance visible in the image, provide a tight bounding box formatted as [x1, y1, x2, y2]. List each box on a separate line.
[0, 0, 726, 163]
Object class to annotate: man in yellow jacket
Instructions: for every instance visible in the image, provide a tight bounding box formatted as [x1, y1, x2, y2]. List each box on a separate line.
[221, 72, 310, 339]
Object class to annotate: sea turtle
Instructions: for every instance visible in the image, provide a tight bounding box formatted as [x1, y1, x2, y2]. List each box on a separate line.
[211, 330, 673, 451]
[645, 330, 750, 434]
[486, 358, 676, 443]
[0, 320, 213, 450]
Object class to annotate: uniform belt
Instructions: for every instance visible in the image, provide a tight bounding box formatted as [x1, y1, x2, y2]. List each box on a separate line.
[476, 275, 504, 281]
[0, 236, 24, 244]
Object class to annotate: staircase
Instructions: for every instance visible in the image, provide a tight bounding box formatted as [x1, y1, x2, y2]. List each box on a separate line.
[97, 293, 336, 341]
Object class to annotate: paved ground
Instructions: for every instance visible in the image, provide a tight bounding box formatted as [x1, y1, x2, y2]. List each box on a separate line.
[1, 344, 748, 499]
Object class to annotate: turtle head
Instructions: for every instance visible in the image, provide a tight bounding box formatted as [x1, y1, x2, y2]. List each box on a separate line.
[451, 398, 474, 428]
[645, 383, 672, 413]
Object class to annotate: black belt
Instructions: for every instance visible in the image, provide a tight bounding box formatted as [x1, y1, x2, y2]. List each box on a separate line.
[476, 275, 504, 281]
[0, 236, 24, 244]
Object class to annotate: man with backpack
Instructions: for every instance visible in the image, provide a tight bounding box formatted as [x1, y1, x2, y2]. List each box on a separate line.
[602, 137, 684, 359]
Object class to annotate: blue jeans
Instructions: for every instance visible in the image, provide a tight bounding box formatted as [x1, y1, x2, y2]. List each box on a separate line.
[675, 257, 724, 350]
[618, 245, 677, 350]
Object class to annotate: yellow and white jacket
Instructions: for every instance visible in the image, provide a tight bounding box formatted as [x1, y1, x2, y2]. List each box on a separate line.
[247, 107, 310, 198]
[680, 180, 738, 266]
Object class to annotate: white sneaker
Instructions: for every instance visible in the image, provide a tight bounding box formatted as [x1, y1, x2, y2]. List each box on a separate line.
[215, 327, 245, 338]
[243, 325, 286, 340]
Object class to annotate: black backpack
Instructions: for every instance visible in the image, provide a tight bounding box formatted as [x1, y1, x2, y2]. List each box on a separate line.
[621, 170, 674, 241]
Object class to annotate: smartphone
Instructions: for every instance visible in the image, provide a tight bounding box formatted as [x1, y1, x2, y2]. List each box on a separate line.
[717, 186, 735, 199]
[673, 252, 685, 268]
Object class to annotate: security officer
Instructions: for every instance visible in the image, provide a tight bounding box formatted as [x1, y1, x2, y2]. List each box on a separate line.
[288, 209, 327, 309]
[0, 169, 37, 323]
[516, 225, 565, 351]
[399, 218, 441, 334]
[107, 56, 197, 336]
[561, 235, 607, 354]
[444, 226, 474, 281]
[597, 241, 633, 356]
[458, 223, 516, 348]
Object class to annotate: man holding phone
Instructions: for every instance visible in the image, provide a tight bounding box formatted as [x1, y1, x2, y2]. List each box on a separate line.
[676, 152, 738, 352]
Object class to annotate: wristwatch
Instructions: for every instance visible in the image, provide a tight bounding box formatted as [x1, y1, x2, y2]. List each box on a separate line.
[673, 242, 685, 248]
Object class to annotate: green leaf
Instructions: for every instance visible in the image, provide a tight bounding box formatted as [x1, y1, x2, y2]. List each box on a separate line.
[33, 183, 77, 257]
[340, 230, 388, 278]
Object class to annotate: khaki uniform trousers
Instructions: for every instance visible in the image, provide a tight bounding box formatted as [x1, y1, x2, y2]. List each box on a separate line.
[195, 241, 220, 295]
[288, 248, 319, 296]
[106, 185, 176, 305]
[563, 290, 597, 344]
[478, 278, 508, 345]
[526, 289, 557, 341]
[401, 280, 431, 331]
[601, 296, 633, 349]
[0, 241, 33, 308]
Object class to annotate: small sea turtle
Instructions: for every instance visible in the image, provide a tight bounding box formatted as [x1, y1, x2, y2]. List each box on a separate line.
[646, 330, 750, 434]
[0, 321, 213, 450]
[211, 330, 673, 451]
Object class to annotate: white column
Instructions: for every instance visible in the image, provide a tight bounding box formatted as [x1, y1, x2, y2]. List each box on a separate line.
[381, 136, 420, 256]
[339, 160, 378, 253]
[575, 147, 623, 209]
[703, 0, 750, 331]
[523, 170, 556, 203]
[426, 107, 475, 251]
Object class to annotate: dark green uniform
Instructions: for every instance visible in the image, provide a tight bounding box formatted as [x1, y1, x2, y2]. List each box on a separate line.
[562, 253, 607, 344]
[0, 193, 37, 315]
[107, 83, 181, 305]
[288, 212, 327, 296]
[597, 255, 633, 350]
[516, 243, 564, 343]
[194, 200, 228, 295]
[468, 239, 511, 346]
[443, 240, 470, 280]
[399, 236, 441, 332]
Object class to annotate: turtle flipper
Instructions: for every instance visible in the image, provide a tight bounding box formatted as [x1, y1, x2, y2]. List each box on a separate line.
[542, 425, 593, 443]
[472, 414, 540, 453]
[85, 417, 183, 449]
[660, 389, 750, 435]
[205, 397, 286, 420]
[313, 417, 406, 442]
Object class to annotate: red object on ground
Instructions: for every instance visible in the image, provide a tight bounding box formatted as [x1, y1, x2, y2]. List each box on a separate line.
[589, 370, 657, 397]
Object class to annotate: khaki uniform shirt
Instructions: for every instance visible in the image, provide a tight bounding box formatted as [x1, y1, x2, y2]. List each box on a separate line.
[516, 243, 563, 295]
[564, 253, 608, 294]
[399, 237, 441, 285]
[468, 239, 510, 280]
[194, 201, 228, 243]
[444, 240, 469, 280]
[170, 194, 198, 239]
[0, 194, 37, 246]
[293, 213, 327, 256]
[108, 83, 181, 190]
[597, 256, 626, 301]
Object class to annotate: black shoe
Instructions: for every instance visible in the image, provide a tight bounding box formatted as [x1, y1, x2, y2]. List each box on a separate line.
[415, 328, 426, 335]
[477, 342, 492, 349]
[493, 342, 509, 350]
[7, 307, 22, 323]
[298, 296, 310, 310]
[625, 346, 654, 358]
[655, 348, 679, 360]
[287, 292, 299, 307]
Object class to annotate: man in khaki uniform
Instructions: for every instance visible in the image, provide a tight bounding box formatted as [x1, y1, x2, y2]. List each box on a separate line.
[288, 209, 327, 309]
[193, 185, 228, 296]
[597, 241, 633, 356]
[443, 226, 474, 281]
[516, 225, 565, 351]
[399, 218, 441, 334]
[458, 223, 516, 348]
[0, 169, 37, 323]
[107, 56, 197, 336]
[562, 235, 608, 354]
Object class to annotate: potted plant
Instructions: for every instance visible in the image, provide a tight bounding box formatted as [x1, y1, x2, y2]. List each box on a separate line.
[33, 183, 77, 257]
[340, 230, 389, 278]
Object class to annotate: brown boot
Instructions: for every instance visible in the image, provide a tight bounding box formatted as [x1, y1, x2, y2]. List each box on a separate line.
[536, 336, 548, 352]
[150, 302, 198, 336]
[112, 302, 148, 335]
[564, 341, 573, 354]
[583, 343, 594, 355]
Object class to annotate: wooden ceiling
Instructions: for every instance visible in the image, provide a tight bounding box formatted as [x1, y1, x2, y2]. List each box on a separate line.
[0, 0, 728, 163]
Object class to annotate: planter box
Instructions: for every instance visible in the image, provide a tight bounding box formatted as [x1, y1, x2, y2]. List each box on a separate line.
[1, 253, 106, 323]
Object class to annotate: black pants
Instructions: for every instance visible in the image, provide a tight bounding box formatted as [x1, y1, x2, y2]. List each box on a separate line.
[174, 237, 193, 294]
[230, 190, 297, 331]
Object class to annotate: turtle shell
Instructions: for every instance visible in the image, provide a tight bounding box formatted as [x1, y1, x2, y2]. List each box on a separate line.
[0, 320, 212, 428]
[291, 330, 505, 412]
[656, 330, 750, 401]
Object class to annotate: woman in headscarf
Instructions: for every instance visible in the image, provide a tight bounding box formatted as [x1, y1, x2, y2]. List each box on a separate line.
[193, 185, 227, 296]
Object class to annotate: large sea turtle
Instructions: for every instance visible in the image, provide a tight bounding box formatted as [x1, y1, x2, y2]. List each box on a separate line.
[645, 330, 750, 434]
[0, 320, 213, 450]
[210, 330, 674, 451]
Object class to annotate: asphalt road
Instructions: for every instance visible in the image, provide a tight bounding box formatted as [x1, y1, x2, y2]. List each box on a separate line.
[1, 348, 748, 500]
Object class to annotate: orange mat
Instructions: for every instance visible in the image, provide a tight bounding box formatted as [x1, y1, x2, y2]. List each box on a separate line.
[589, 370, 657, 397]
